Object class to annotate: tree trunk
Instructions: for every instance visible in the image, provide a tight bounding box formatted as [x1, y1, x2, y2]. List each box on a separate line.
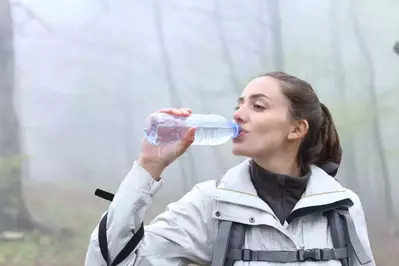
[0, 0, 32, 233]
[394, 41, 399, 55]
[214, 0, 241, 94]
[152, 0, 198, 190]
[349, 1, 397, 233]
[257, 0, 268, 70]
[268, 0, 284, 70]
[329, 0, 359, 190]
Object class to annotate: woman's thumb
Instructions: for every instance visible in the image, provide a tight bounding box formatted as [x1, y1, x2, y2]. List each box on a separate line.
[178, 128, 196, 154]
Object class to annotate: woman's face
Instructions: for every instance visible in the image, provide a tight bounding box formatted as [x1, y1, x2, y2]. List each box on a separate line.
[232, 76, 298, 158]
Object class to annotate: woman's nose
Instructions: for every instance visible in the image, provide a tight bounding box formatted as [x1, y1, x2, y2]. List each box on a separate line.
[233, 107, 246, 123]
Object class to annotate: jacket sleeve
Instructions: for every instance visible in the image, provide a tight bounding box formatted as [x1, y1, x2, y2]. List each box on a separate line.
[84, 161, 216, 266]
[349, 191, 376, 266]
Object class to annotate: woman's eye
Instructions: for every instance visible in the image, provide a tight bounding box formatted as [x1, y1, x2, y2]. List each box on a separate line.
[234, 105, 240, 111]
[253, 104, 265, 110]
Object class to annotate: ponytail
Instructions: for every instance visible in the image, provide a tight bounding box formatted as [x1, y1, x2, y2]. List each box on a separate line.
[315, 103, 342, 166]
[297, 103, 342, 171]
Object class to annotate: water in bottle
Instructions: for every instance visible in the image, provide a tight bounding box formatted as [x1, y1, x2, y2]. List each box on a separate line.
[144, 113, 242, 146]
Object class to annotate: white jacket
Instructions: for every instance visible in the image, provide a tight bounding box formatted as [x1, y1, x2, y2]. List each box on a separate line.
[85, 159, 376, 266]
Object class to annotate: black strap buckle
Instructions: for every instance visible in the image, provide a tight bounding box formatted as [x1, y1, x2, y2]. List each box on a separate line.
[241, 249, 253, 261]
[298, 248, 322, 261]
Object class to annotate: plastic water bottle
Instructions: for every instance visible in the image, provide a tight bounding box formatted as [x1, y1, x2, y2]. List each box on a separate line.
[144, 113, 242, 146]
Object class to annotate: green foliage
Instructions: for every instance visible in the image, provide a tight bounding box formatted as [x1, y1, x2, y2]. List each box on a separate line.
[0, 232, 84, 266]
[0, 181, 102, 266]
[0, 155, 27, 173]
[385, 147, 399, 160]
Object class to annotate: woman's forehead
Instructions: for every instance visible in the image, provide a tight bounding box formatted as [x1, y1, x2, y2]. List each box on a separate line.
[241, 76, 284, 99]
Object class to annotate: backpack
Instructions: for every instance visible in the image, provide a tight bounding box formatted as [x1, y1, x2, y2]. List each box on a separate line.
[210, 207, 371, 265]
[94, 187, 371, 266]
[95, 189, 145, 266]
[208, 162, 371, 265]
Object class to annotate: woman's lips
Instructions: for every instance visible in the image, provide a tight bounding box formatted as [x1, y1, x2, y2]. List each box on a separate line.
[233, 131, 247, 142]
[238, 131, 247, 137]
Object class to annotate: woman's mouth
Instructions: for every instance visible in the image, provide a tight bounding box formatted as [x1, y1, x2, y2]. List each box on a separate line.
[233, 131, 247, 142]
[238, 131, 247, 137]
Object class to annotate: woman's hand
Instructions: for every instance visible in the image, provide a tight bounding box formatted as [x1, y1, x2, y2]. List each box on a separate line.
[138, 108, 196, 180]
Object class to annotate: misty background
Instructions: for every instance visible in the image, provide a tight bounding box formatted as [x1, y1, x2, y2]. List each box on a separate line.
[1, 0, 398, 265]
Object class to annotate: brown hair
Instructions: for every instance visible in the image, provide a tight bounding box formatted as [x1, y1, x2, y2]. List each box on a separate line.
[263, 72, 342, 168]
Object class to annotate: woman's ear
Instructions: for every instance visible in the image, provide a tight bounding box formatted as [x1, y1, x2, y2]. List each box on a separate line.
[288, 119, 309, 140]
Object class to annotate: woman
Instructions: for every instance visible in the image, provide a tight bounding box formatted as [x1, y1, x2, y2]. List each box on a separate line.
[85, 72, 375, 266]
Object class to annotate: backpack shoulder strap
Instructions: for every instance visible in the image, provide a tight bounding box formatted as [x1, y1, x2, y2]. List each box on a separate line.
[95, 188, 145, 266]
[210, 221, 232, 266]
[330, 208, 372, 265]
[99, 212, 111, 265]
[211, 207, 372, 265]
[326, 208, 350, 266]
[225, 222, 246, 266]
[211, 221, 246, 266]
[213, 219, 347, 264]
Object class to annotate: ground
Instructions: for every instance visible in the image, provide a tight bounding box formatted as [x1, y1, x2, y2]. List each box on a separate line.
[0, 180, 397, 265]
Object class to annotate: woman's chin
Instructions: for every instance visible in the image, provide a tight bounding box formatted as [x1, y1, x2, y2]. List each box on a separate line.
[232, 144, 248, 156]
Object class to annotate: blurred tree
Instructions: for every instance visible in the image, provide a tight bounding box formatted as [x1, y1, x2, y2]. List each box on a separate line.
[349, 0, 398, 233]
[268, 0, 284, 70]
[214, 0, 241, 94]
[0, 0, 32, 234]
[152, 0, 198, 189]
[329, 0, 359, 190]
[394, 41, 399, 55]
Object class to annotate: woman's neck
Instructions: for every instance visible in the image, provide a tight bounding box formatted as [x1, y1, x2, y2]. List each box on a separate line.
[252, 153, 301, 177]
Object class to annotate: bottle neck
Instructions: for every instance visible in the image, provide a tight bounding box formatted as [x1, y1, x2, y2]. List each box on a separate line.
[230, 122, 242, 138]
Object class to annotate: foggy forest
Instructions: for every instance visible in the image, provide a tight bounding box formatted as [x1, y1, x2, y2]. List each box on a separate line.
[0, 0, 398, 265]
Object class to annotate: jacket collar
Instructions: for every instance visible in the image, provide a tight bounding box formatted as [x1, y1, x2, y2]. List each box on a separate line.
[216, 159, 353, 217]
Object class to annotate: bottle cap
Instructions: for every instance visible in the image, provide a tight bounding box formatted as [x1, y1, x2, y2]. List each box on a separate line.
[230, 122, 242, 138]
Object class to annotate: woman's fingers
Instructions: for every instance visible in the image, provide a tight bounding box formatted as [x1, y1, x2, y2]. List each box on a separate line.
[182, 108, 192, 115]
[177, 127, 196, 154]
[157, 108, 192, 117]
[157, 108, 175, 115]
